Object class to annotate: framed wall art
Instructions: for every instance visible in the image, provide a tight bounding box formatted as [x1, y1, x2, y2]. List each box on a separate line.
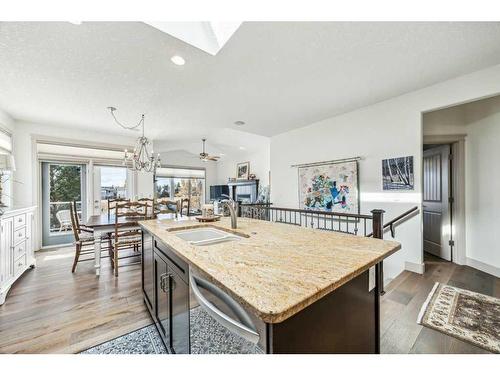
[298, 160, 359, 213]
[382, 156, 414, 190]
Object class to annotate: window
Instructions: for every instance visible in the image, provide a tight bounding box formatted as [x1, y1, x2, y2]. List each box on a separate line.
[97, 166, 128, 213]
[155, 167, 206, 213]
[0, 128, 13, 207]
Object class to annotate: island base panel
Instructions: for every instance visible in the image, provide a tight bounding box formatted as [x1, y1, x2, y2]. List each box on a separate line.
[266, 269, 379, 354]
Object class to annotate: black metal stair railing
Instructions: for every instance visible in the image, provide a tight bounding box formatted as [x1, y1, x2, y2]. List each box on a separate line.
[239, 203, 376, 237]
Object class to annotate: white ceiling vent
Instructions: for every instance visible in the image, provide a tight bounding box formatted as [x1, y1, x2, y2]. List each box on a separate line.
[145, 22, 241, 55]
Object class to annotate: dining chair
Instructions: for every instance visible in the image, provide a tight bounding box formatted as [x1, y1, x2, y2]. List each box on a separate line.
[110, 201, 148, 276]
[70, 201, 112, 272]
[180, 198, 190, 217]
[69, 203, 99, 272]
[154, 197, 179, 218]
[107, 198, 130, 215]
[138, 197, 154, 215]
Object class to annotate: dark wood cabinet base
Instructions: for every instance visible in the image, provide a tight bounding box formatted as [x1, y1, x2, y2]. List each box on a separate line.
[265, 268, 380, 354]
[143, 228, 382, 354]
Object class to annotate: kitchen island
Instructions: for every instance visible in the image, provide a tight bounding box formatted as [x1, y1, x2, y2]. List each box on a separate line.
[139, 216, 401, 354]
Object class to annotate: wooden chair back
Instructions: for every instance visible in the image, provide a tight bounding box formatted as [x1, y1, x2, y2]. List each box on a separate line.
[107, 198, 130, 214]
[69, 201, 81, 242]
[180, 198, 190, 217]
[72, 201, 83, 232]
[155, 198, 179, 216]
[138, 197, 154, 214]
[113, 201, 149, 242]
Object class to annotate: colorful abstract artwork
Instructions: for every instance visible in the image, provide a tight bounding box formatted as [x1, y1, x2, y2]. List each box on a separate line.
[298, 161, 359, 213]
[382, 156, 414, 190]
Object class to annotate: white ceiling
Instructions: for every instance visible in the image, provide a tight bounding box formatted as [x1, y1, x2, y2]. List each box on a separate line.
[2, 21, 500, 156]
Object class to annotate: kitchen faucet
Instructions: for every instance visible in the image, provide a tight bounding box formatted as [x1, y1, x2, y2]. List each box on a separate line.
[221, 194, 238, 229]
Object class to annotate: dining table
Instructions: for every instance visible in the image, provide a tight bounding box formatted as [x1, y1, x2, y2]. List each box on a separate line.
[84, 213, 148, 276]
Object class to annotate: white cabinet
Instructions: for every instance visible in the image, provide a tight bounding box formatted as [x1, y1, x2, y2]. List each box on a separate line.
[0, 206, 37, 305]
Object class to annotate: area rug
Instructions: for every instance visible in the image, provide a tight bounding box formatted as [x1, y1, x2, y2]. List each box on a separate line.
[80, 325, 167, 354]
[80, 306, 262, 354]
[417, 282, 500, 353]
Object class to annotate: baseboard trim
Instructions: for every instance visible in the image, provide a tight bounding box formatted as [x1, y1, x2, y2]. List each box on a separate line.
[466, 257, 500, 278]
[405, 261, 425, 274]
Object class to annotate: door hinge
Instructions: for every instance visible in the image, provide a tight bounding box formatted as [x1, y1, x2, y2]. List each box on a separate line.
[449, 240, 455, 247]
[448, 197, 454, 204]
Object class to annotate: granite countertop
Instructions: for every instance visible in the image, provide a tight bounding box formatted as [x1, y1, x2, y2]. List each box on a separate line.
[140, 217, 401, 324]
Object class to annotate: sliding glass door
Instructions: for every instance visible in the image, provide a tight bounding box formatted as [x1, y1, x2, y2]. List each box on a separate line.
[41, 162, 87, 247]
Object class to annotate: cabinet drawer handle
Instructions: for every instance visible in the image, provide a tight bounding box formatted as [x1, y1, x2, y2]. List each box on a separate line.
[160, 273, 171, 293]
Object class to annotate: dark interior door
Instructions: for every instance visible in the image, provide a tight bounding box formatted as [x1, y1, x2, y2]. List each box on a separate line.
[423, 145, 452, 261]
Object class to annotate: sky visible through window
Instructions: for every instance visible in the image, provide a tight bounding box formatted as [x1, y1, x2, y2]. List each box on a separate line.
[101, 166, 126, 187]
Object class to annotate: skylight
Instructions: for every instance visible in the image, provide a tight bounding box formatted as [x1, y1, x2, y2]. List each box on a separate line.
[145, 22, 241, 56]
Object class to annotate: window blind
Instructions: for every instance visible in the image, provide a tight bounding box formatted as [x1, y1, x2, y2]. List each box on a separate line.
[155, 167, 205, 179]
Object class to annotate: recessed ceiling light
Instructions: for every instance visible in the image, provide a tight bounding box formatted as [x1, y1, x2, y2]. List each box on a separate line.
[68, 21, 82, 25]
[220, 153, 226, 156]
[171, 55, 186, 66]
[234, 120, 245, 126]
[239, 146, 246, 150]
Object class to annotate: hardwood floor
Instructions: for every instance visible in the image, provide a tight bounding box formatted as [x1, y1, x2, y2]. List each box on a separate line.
[381, 253, 500, 354]
[0, 246, 151, 354]
[0, 248, 498, 354]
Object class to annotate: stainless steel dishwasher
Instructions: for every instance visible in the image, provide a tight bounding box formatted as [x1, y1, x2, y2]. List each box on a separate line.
[189, 267, 265, 354]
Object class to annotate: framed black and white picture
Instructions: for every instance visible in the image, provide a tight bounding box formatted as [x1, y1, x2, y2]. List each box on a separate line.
[382, 156, 414, 190]
[236, 162, 250, 180]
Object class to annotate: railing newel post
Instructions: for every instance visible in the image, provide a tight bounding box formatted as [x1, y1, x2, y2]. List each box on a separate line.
[370, 209, 385, 296]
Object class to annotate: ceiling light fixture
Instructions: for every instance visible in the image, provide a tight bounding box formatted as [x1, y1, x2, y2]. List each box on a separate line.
[239, 146, 246, 150]
[171, 55, 186, 66]
[234, 121, 245, 126]
[107, 107, 161, 173]
[199, 139, 220, 162]
[68, 21, 82, 25]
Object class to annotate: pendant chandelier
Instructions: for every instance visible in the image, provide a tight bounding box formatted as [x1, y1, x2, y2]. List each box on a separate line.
[107, 107, 161, 173]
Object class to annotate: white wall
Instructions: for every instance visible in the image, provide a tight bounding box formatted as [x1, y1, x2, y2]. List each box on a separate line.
[271, 63, 500, 283]
[215, 145, 271, 187]
[0, 108, 14, 132]
[424, 95, 500, 275]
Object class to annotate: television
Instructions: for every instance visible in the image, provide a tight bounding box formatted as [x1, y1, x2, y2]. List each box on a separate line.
[210, 185, 229, 200]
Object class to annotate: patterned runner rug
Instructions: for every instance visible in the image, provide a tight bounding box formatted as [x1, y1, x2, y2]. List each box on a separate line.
[80, 306, 262, 354]
[80, 325, 167, 354]
[417, 282, 500, 353]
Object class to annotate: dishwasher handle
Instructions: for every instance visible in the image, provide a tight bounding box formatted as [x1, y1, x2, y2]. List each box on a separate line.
[189, 273, 260, 344]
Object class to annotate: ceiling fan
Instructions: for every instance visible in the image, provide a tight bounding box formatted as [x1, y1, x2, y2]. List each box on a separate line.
[199, 138, 220, 162]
